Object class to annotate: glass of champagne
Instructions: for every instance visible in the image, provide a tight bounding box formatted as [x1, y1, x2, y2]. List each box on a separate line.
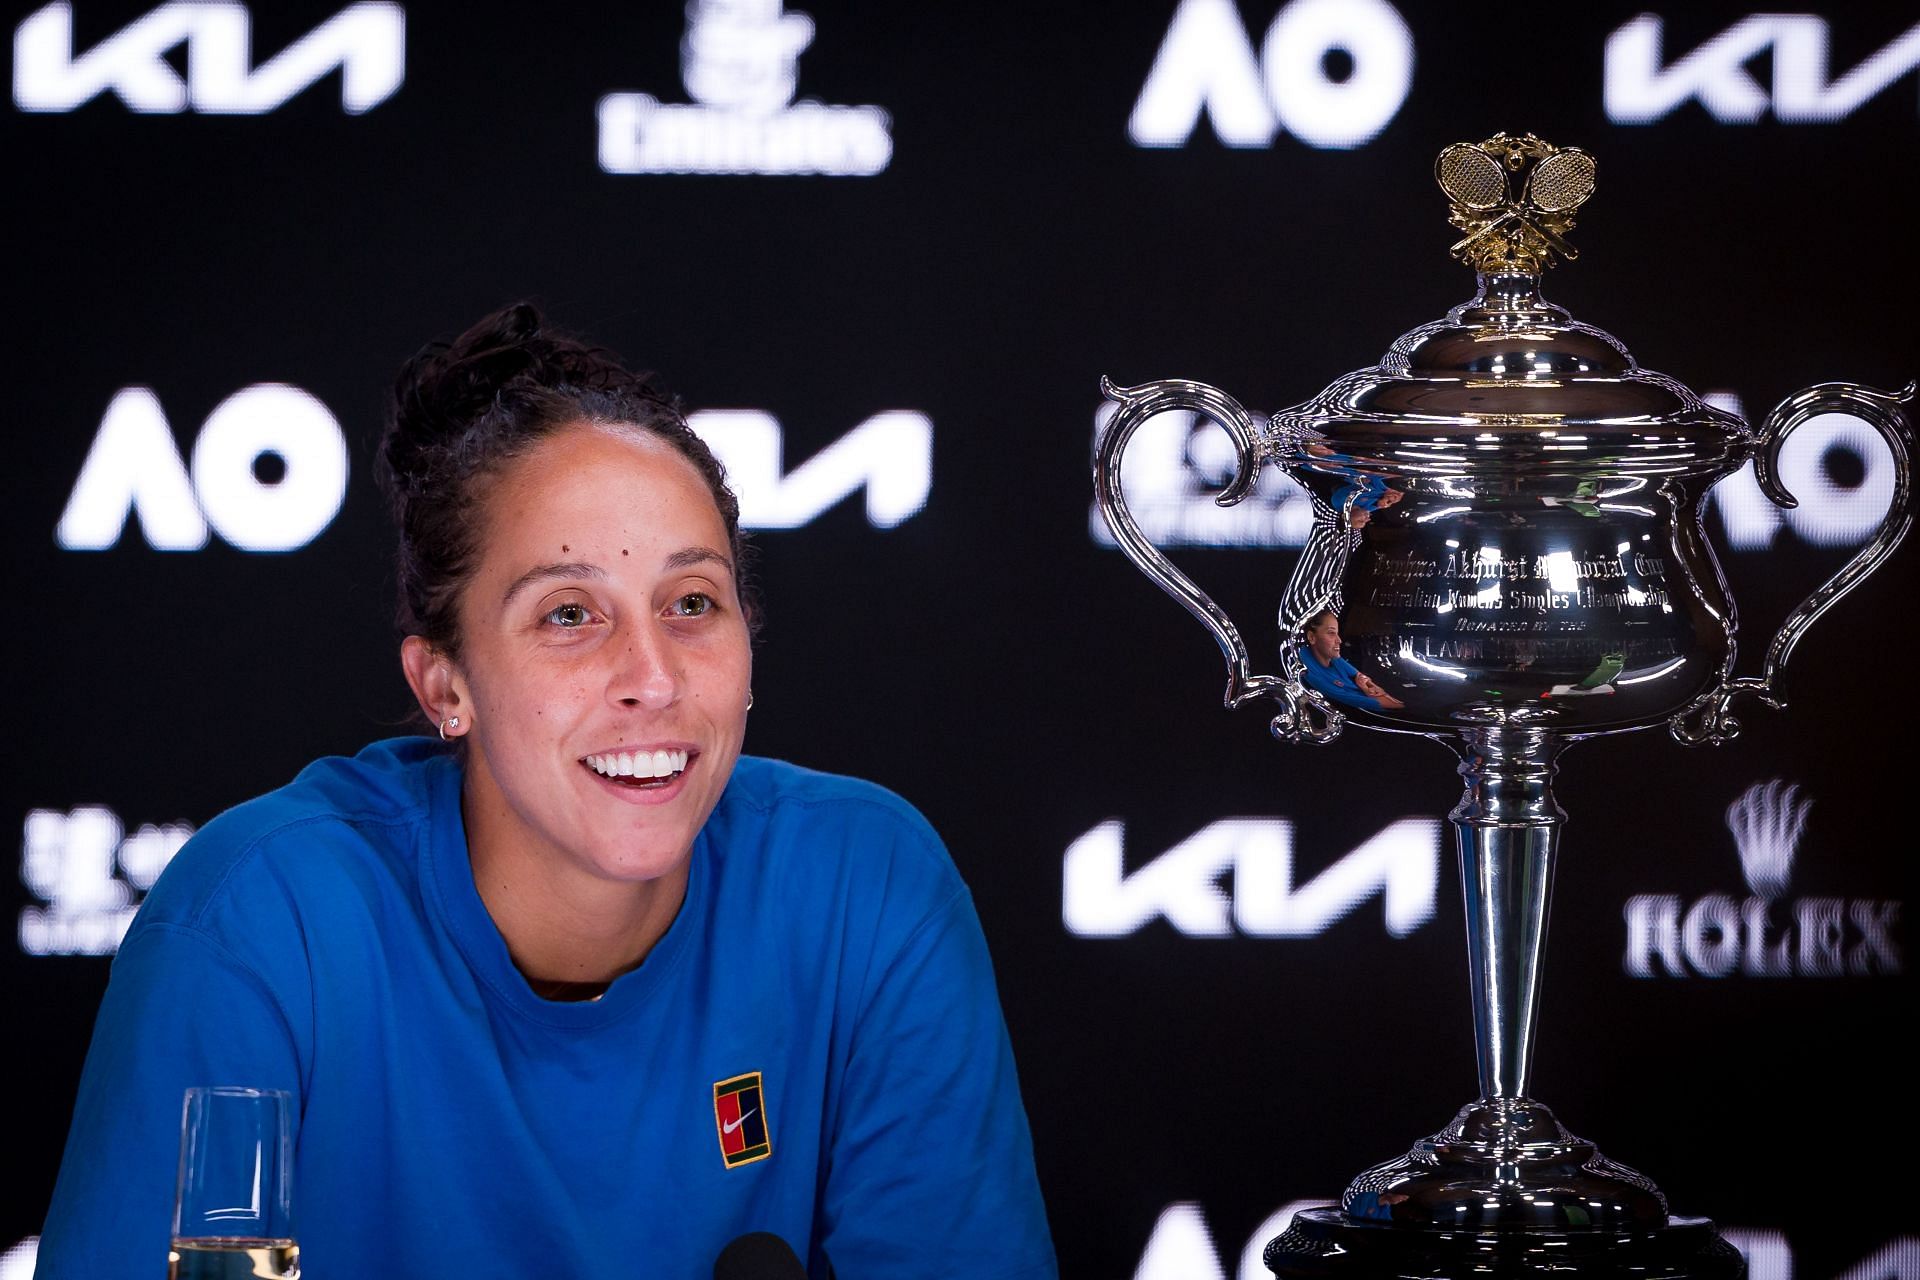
[170, 1087, 299, 1279]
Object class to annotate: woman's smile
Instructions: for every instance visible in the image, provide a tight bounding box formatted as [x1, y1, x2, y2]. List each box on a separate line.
[578, 745, 699, 804]
[582, 746, 693, 782]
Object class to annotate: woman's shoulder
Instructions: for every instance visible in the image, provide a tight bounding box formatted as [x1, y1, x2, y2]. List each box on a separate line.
[718, 759, 940, 852]
[707, 756, 963, 901]
[721, 756, 932, 826]
[133, 736, 450, 935]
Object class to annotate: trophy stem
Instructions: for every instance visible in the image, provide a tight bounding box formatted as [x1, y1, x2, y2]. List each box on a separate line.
[1452, 727, 1563, 1102]
[1286, 726, 1674, 1238]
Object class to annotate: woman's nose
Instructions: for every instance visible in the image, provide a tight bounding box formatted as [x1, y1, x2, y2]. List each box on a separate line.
[611, 627, 680, 709]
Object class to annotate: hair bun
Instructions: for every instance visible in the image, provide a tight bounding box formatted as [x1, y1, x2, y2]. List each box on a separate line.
[386, 302, 554, 482]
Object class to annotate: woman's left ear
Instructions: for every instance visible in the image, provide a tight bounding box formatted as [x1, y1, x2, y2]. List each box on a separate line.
[400, 635, 467, 736]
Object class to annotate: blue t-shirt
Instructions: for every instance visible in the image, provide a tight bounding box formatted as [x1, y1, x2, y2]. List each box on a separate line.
[38, 739, 1056, 1279]
[1298, 648, 1383, 712]
[1329, 473, 1390, 519]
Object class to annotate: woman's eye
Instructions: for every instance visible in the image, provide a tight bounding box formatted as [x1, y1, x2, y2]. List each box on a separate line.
[545, 603, 592, 628]
[671, 593, 713, 618]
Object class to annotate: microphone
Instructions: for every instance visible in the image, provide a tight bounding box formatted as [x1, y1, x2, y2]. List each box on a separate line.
[714, 1232, 807, 1280]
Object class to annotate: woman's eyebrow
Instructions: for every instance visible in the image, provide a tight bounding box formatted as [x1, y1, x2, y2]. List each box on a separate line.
[662, 546, 733, 573]
[501, 561, 606, 605]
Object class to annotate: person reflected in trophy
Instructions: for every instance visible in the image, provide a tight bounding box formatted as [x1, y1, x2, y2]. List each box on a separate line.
[1296, 609, 1404, 711]
[1336, 473, 1402, 530]
[1274, 439, 1404, 637]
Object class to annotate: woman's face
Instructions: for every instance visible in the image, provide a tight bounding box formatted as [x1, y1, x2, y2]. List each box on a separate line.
[1306, 615, 1341, 665]
[428, 422, 752, 886]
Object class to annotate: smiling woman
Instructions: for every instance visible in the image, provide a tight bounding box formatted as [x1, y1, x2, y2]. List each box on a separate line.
[36, 305, 1058, 1280]
[405, 422, 754, 994]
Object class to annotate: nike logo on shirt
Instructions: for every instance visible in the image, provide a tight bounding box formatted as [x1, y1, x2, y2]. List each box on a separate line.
[723, 1109, 757, 1135]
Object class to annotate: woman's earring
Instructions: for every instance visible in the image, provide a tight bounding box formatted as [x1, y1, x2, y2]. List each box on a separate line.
[439, 715, 462, 742]
[746, 690, 755, 711]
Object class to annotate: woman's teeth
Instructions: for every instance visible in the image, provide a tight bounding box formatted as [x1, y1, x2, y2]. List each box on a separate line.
[584, 749, 689, 781]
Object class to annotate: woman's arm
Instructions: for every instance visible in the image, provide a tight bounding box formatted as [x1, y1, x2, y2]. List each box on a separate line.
[37, 923, 305, 1279]
[816, 879, 1056, 1278]
[1300, 654, 1384, 712]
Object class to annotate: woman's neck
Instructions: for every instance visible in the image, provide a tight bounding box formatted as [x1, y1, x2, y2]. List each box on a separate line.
[460, 780, 691, 995]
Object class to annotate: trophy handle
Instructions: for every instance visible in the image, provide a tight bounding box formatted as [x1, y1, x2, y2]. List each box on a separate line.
[1094, 376, 1343, 742]
[1673, 380, 1916, 745]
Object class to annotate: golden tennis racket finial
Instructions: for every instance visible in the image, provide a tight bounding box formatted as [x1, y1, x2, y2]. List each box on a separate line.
[1436, 132, 1596, 276]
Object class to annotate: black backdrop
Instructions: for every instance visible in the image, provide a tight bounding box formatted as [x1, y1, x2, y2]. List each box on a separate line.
[4, 2, 1916, 1276]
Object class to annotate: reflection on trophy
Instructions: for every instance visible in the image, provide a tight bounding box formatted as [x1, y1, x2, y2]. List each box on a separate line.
[1095, 132, 1914, 1278]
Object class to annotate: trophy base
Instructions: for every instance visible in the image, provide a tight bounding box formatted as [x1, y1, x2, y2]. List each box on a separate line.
[1265, 1098, 1743, 1279]
[1339, 1096, 1668, 1230]
[1264, 1207, 1746, 1280]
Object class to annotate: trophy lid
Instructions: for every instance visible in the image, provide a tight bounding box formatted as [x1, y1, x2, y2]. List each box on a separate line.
[1275, 133, 1755, 480]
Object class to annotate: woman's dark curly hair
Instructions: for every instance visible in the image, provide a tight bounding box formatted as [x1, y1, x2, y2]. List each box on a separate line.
[378, 303, 748, 658]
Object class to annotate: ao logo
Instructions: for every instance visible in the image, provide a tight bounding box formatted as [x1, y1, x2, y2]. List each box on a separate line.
[13, 2, 405, 114]
[1129, 0, 1413, 150]
[0, 1239, 37, 1280]
[1063, 817, 1439, 938]
[1133, 1201, 1330, 1280]
[58, 385, 350, 552]
[1130, 1205, 1918, 1280]
[1607, 14, 1920, 124]
[1702, 393, 1899, 550]
[690, 410, 932, 529]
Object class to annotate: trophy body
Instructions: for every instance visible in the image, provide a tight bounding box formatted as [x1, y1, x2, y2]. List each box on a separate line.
[1094, 135, 1914, 1279]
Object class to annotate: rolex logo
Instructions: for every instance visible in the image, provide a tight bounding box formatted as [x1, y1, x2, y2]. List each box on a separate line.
[1622, 780, 1901, 979]
[1726, 779, 1811, 900]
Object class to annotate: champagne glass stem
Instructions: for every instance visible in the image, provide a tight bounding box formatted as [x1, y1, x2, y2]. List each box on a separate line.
[1453, 728, 1564, 1101]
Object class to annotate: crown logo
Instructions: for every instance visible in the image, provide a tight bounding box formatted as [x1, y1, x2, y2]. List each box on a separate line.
[1724, 780, 1812, 900]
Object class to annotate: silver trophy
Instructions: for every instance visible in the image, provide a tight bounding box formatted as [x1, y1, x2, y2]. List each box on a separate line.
[1095, 133, 1913, 1279]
